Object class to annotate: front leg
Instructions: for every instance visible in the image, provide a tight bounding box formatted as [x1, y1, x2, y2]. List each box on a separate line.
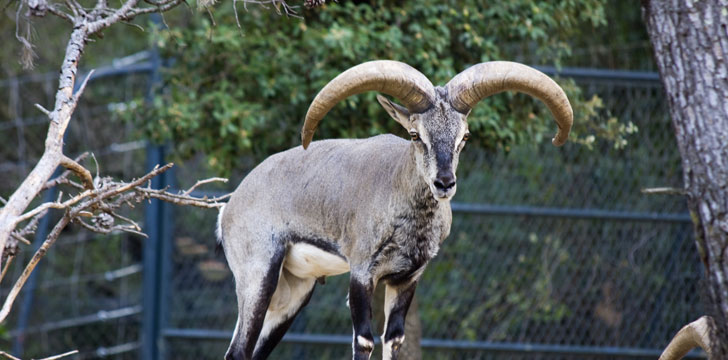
[382, 280, 417, 360]
[349, 275, 375, 360]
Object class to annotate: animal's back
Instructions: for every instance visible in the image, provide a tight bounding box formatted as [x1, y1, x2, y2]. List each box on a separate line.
[219, 134, 409, 244]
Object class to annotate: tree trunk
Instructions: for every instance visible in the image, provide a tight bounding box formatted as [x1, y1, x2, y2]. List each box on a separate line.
[641, 0, 728, 356]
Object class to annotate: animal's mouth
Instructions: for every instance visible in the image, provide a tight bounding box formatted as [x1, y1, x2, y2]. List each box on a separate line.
[431, 185, 456, 201]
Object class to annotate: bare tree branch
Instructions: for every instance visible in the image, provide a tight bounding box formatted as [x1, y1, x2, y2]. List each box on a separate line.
[1, 161, 228, 323]
[0, 348, 79, 360]
[0, 255, 16, 284]
[12, 207, 47, 241]
[120, 20, 146, 32]
[0, 351, 22, 360]
[39, 350, 79, 360]
[59, 155, 94, 190]
[1, 0, 298, 334]
[10, 233, 30, 246]
[14, 190, 93, 226]
[47, 3, 74, 22]
[73, 216, 147, 238]
[125, 0, 183, 17]
[34, 103, 51, 116]
[0, 23, 93, 267]
[63, 0, 79, 17]
[0, 212, 72, 322]
[137, 187, 229, 208]
[71, 69, 95, 110]
[641, 187, 686, 195]
[0, 0, 194, 267]
[91, 0, 108, 17]
[43, 175, 84, 192]
[182, 177, 228, 195]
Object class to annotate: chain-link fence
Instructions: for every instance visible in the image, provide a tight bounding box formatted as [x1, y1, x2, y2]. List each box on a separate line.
[0, 54, 154, 359]
[163, 70, 703, 359]
[1, 54, 705, 359]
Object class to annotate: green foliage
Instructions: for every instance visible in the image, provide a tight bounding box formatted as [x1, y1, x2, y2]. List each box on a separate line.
[115, 0, 636, 175]
[0, 322, 8, 341]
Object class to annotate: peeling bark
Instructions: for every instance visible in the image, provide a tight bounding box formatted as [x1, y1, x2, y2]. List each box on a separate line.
[642, 0, 728, 356]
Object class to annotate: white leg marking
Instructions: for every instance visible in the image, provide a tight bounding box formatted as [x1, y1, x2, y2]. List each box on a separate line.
[382, 284, 405, 360]
[356, 335, 374, 350]
[382, 335, 405, 360]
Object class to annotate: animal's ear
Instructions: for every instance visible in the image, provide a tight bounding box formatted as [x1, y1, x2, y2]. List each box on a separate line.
[377, 94, 411, 129]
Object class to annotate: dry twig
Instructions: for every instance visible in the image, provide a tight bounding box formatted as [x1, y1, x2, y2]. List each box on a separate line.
[182, 177, 228, 196]
[38, 350, 79, 360]
[42, 152, 90, 191]
[34, 103, 52, 116]
[0, 351, 21, 360]
[59, 155, 94, 190]
[0, 162, 228, 323]
[641, 187, 686, 195]
[0, 255, 15, 283]
[0, 349, 80, 360]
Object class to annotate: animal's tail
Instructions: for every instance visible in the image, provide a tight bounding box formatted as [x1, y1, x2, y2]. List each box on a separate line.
[215, 204, 226, 256]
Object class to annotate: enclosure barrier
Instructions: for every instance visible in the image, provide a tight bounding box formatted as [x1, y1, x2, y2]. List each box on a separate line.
[0, 53, 706, 359]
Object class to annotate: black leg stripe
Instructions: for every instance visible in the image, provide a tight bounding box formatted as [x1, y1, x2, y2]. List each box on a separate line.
[241, 243, 286, 358]
[384, 283, 417, 343]
[252, 283, 316, 360]
[349, 278, 374, 337]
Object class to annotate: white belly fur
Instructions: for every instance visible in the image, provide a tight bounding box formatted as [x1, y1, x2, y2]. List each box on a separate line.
[283, 243, 350, 279]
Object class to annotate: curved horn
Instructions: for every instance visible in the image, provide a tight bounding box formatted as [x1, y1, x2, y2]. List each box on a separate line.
[659, 316, 712, 360]
[302, 60, 435, 149]
[446, 61, 573, 146]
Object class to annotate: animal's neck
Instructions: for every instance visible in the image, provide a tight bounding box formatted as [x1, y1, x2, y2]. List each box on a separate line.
[392, 143, 441, 213]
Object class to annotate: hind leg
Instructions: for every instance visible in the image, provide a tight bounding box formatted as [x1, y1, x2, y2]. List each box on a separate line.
[251, 268, 316, 359]
[225, 241, 286, 360]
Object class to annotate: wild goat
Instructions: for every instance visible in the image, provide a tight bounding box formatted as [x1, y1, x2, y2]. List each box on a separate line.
[217, 60, 573, 360]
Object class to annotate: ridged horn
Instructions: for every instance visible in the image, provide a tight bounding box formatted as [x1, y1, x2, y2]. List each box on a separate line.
[302, 60, 435, 149]
[659, 316, 712, 360]
[446, 61, 573, 146]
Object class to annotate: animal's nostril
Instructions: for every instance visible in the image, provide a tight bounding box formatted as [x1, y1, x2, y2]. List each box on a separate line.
[434, 174, 456, 191]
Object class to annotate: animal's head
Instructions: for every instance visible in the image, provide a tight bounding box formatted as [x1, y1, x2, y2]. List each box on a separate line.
[301, 61, 573, 201]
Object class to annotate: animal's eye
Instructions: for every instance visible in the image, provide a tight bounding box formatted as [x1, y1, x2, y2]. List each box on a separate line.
[463, 132, 471, 141]
[409, 131, 420, 141]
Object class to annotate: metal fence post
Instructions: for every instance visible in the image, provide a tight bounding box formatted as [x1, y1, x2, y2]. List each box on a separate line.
[142, 144, 174, 360]
[141, 27, 170, 359]
[159, 159, 175, 360]
[142, 144, 164, 360]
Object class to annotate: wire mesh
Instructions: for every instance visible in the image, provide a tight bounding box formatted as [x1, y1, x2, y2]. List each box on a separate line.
[161, 75, 704, 359]
[0, 59, 705, 360]
[0, 63, 150, 359]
